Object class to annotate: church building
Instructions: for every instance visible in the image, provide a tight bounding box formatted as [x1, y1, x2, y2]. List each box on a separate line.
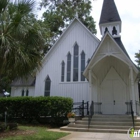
[11, 0, 139, 115]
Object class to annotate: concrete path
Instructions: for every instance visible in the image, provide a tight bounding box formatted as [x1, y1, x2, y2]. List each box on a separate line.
[47, 129, 139, 140]
[59, 132, 139, 140]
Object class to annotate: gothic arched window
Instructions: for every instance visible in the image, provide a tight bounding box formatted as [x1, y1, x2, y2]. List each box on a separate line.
[44, 76, 51, 96]
[61, 61, 65, 82]
[21, 89, 24, 96]
[67, 52, 71, 82]
[73, 43, 79, 81]
[104, 27, 108, 34]
[81, 51, 85, 81]
[26, 89, 29, 96]
[112, 26, 117, 35]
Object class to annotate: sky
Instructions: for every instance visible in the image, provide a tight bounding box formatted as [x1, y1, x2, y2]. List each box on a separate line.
[36, 0, 140, 64]
[92, 0, 140, 64]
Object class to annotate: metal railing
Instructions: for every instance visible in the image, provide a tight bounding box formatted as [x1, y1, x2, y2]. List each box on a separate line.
[125, 102, 131, 114]
[136, 101, 140, 116]
[88, 101, 94, 128]
[88, 101, 102, 128]
[72, 100, 89, 117]
[125, 101, 135, 129]
[130, 101, 135, 129]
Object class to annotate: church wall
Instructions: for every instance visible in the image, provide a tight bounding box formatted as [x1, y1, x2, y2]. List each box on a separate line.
[35, 20, 99, 102]
[11, 86, 35, 97]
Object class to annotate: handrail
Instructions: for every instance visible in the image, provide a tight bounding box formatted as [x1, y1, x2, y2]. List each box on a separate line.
[72, 100, 89, 117]
[130, 100, 135, 129]
[136, 101, 140, 116]
[125, 102, 131, 114]
[88, 101, 94, 129]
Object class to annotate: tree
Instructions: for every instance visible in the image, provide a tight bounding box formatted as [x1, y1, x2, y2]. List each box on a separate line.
[0, 0, 46, 93]
[135, 51, 140, 69]
[40, 0, 97, 49]
[135, 50, 140, 98]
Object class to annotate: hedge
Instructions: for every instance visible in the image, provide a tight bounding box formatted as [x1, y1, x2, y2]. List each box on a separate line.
[0, 96, 73, 124]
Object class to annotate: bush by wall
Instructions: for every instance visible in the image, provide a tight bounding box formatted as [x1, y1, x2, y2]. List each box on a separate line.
[0, 96, 73, 124]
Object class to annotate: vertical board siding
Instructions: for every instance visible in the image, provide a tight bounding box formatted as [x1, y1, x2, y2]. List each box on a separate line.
[34, 20, 99, 102]
[11, 87, 35, 97]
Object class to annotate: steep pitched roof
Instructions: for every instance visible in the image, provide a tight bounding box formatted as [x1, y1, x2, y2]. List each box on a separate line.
[114, 37, 130, 58]
[11, 76, 35, 87]
[43, 17, 99, 63]
[99, 0, 121, 24]
[114, 37, 139, 70]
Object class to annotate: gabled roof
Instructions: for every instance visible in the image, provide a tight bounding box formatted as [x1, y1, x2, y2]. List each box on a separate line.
[84, 32, 139, 77]
[43, 17, 100, 63]
[11, 76, 35, 87]
[99, 0, 121, 24]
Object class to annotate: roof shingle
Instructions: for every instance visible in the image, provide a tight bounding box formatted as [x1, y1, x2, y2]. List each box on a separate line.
[99, 0, 121, 24]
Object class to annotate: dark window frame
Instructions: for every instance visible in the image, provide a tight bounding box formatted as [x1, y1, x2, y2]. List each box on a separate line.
[104, 27, 108, 34]
[73, 43, 79, 81]
[21, 89, 24, 96]
[112, 26, 117, 35]
[61, 61, 65, 82]
[44, 76, 51, 96]
[67, 52, 71, 82]
[26, 89, 29, 96]
[81, 51, 85, 81]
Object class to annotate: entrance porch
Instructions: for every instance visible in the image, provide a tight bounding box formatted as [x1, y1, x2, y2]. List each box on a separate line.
[84, 55, 139, 115]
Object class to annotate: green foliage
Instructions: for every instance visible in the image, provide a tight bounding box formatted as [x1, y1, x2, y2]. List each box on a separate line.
[0, 0, 46, 82]
[0, 122, 5, 132]
[135, 51, 140, 69]
[2, 126, 69, 140]
[0, 0, 48, 93]
[0, 96, 73, 124]
[40, 0, 97, 51]
[7, 123, 18, 130]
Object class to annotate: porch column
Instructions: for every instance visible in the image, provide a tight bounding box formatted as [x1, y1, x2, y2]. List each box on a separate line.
[129, 66, 136, 116]
[89, 69, 92, 104]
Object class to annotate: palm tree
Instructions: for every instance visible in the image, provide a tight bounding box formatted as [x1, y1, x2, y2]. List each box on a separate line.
[0, 0, 45, 80]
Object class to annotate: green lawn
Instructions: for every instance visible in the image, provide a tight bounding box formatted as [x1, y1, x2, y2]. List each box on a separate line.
[1, 126, 69, 140]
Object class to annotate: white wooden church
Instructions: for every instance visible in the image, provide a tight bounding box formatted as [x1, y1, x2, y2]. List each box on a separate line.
[11, 0, 139, 115]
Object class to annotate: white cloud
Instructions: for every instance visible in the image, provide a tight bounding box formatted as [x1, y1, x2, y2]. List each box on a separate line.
[92, 0, 140, 64]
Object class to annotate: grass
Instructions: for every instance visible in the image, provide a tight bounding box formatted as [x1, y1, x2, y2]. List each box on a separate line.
[1, 126, 69, 140]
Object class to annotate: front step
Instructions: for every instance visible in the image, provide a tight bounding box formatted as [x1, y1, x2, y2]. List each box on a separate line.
[61, 126, 130, 133]
[68, 124, 140, 129]
[60, 115, 140, 133]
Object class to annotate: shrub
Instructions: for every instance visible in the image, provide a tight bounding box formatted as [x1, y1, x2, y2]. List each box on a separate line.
[0, 122, 6, 132]
[7, 123, 18, 130]
[0, 96, 73, 124]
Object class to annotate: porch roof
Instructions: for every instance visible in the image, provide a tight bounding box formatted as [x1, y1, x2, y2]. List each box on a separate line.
[83, 32, 139, 79]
